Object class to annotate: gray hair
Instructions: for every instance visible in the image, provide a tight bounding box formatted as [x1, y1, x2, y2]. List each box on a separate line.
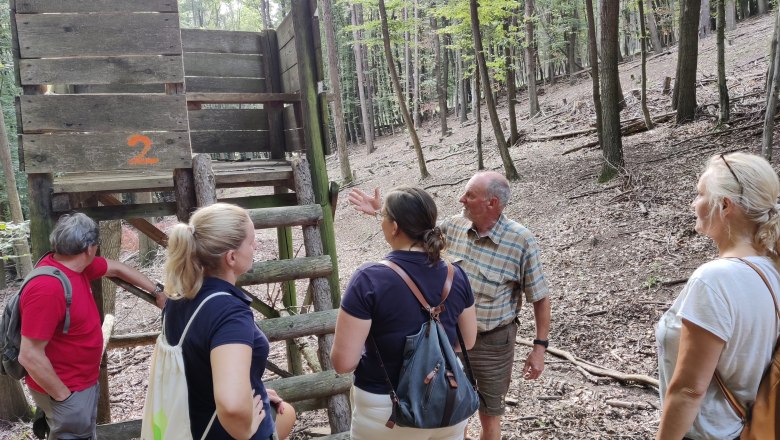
[50, 213, 99, 255]
[485, 175, 511, 208]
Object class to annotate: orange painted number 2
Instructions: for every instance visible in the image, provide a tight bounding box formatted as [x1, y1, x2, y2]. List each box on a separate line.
[127, 134, 160, 165]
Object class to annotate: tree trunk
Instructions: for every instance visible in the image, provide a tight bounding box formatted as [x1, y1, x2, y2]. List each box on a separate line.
[413, 0, 421, 128]
[599, 0, 625, 182]
[717, 0, 730, 124]
[321, 0, 353, 184]
[739, 0, 749, 19]
[351, 5, 374, 153]
[475, 69, 484, 170]
[458, 50, 468, 122]
[699, 0, 711, 37]
[645, 0, 664, 51]
[0, 375, 31, 422]
[639, 0, 654, 129]
[0, 102, 32, 277]
[762, 8, 780, 159]
[758, 0, 768, 15]
[726, 0, 736, 30]
[378, 0, 429, 178]
[470, 0, 519, 180]
[432, 16, 448, 136]
[586, 0, 604, 148]
[673, 0, 703, 123]
[525, 0, 540, 116]
[505, 17, 519, 145]
[129, 192, 158, 266]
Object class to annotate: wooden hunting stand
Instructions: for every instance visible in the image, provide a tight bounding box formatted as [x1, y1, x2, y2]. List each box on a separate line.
[10, 0, 351, 436]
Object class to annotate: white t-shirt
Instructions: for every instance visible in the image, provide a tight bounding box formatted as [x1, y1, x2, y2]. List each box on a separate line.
[656, 257, 780, 440]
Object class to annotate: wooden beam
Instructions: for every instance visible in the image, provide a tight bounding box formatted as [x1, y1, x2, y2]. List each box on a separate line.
[237, 255, 332, 286]
[181, 29, 263, 54]
[266, 370, 353, 403]
[186, 93, 300, 104]
[247, 204, 322, 229]
[223, 193, 298, 210]
[108, 309, 338, 349]
[69, 202, 177, 222]
[20, 55, 184, 86]
[17, 0, 178, 13]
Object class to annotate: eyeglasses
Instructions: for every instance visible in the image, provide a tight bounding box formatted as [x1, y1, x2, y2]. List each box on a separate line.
[720, 154, 744, 197]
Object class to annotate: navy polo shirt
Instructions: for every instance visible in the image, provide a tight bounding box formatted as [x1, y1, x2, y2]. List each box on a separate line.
[341, 251, 475, 394]
[164, 277, 274, 440]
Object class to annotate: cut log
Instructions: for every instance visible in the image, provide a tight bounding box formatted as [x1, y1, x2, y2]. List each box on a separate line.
[247, 204, 323, 229]
[237, 255, 333, 286]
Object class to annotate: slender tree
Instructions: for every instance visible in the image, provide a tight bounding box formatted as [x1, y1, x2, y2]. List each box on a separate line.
[717, 0, 729, 124]
[762, 7, 780, 159]
[699, 0, 712, 37]
[638, 0, 654, 129]
[351, 4, 374, 153]
[431, 15, 448, 136]
[378, 0, 429, 178]
[645, 0, 664, 52]
[475, 67, 484, 170]
[470, 0, 519, 180]
[726, 0, 736, 30]
[673, 0, 703, 123]
[505, 16, 519, 145]
[585, 0, 604, 148]
[599, 0, 625, 182]
[525, 0, 540, 116]
[0, 103, 32, 276]
[321, 0, 352, 184]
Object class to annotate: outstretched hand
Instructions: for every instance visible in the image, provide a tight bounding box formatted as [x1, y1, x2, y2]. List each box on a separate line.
[348, 188, 382, 216]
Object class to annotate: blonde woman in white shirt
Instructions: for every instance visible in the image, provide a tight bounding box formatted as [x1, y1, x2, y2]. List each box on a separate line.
[656, 153, 780, 439]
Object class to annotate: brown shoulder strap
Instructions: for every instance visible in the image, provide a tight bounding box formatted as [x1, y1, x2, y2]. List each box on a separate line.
[379, 260, 455, 318]
[713, 257, 780, 421]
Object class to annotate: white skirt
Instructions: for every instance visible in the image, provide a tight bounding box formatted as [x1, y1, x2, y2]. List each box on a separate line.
[350, 385, 469, 440]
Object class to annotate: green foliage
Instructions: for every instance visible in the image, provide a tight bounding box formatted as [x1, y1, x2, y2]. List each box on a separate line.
[0, 221, 30, 260]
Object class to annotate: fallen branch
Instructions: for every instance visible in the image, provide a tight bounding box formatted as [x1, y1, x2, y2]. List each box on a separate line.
[424, 177, 470, 191]
[517, 338, 659, 388]
[605, 399, 653, 410]
[661, 278, 688, 287]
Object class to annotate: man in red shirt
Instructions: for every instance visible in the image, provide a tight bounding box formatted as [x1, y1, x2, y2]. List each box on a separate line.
[18, 213, 163, 439]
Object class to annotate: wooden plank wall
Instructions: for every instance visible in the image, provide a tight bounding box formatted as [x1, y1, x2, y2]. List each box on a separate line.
[181, 28, 303, 154]
[15, 0, 191, 173]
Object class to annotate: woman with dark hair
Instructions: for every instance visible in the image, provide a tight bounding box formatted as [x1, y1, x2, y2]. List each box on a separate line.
[331, 186, 478, 440]
[657, 153, 780, 439]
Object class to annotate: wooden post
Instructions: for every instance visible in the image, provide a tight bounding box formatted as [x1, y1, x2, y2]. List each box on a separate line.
[291, 0, 341, 309]
[27, 174, 53, 261]
[192, 154, 217, 207]
[291, 156, 350, 433]
[173, 168, 197, 223]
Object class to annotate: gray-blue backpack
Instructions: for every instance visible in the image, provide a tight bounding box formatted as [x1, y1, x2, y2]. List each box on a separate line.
[0, 254, 72, 380]
[372, 260, 480, 429]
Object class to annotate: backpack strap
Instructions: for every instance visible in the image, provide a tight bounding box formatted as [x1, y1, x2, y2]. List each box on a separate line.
[379, 260, 453, 320]
[162, 292, 232, 347]
[21, 264, 73, 334]
[713, 258, 780, 421]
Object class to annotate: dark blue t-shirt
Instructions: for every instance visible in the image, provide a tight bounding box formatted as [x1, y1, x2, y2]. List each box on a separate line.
[164, 277, 274, 440]
[340, 251, 475, 394]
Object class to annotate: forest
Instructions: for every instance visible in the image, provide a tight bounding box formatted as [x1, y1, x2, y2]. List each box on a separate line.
[1, 0, 780, 437]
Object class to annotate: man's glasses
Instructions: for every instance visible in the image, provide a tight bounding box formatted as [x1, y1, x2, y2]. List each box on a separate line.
[720, 154, 744, 197]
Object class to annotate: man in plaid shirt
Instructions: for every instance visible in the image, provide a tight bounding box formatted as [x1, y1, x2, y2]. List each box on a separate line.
[349, 171, 551, 440]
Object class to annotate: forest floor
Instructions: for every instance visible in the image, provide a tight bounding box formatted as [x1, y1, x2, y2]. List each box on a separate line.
[2, 12, 779, 440]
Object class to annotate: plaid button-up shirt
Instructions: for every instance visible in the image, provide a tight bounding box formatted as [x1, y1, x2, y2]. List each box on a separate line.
[441, 213, 549, 333]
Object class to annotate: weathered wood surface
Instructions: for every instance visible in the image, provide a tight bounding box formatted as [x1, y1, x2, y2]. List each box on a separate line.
[23, 132, 191, 173]
[276, 13, 295, 53]
[20, 95, 189, 132]
[191, 130, 271, 154]
[100, 314, 115, 355]
[16, 0, 177, 13]
[73, 84, 165, 94]
[97, 194, 169, 247]
[109, 308, 338, 349]
[184, 52, 263, 78]
[186, 93, 300, 104]
[319, 433, 351, 440]
[222, 193, 296, 209]
[28, 174, 54, 259]
[248, 204, 322, 229]
[185, 77, 265, 94]
[193, 154, 217, 207]
[50, 161, 294, 194]
[237, 255, 333, 286]
[181, 28, 263, 54]
[266, 370, 353, 403]
[96, 420, 144, 440]
[188, 109, 269, 131]
[16, 13, 183, 58]
[174, 168, 196, 222]
[74, 202, 177, 221]
[20, 55, 184, 85]
[262, 29, 287, 159]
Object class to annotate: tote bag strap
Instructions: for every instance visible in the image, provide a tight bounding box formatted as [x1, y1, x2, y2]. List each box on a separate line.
[713, 258, 780, 421]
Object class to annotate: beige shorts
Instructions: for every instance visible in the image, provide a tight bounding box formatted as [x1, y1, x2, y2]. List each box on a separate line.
[349, 386, 469, 440]
[467, 321, 518, 416]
